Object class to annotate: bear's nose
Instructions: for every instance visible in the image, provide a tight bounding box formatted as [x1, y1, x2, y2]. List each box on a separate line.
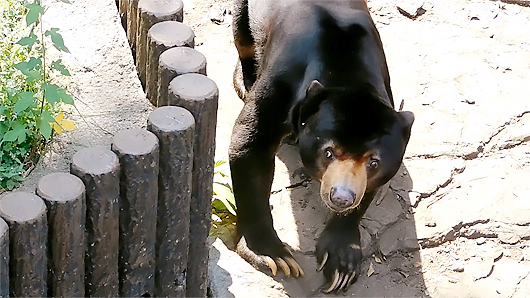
[329, 186, 356, 209]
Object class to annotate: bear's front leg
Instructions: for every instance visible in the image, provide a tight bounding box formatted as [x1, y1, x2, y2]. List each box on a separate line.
[315, 211, 364, 293]
[229, 98, 303, 278]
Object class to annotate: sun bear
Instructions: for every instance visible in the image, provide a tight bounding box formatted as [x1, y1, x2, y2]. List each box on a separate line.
[229, 0, 414, 293]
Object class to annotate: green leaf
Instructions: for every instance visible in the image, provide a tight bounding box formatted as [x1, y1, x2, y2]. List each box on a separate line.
[17, 32, 39, 48]
[51, 59, 70, 76]
[215, 160, 227, 167]
[38, 111, 55, 139]
[212, 199, 227, 212]
[25, 4, 45, 26]
[2, 131, 18, 142]
[25, 70, 43, 82]
[0, 105, 5, 115]
[58, 88, 74, 104]
[14, 57, 43, 82]
[213, 182, 237, 215]
[15, 57, 41, 73]
[42, 83, 61, 104]
[45, 28, 70, 53]
[0, 123, 7, 137]
[14, 92, 37, 113]
[2, 123, 29, 144]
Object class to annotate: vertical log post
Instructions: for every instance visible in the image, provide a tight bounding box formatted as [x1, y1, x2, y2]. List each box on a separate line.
[168, 73, 219, 297]
[36, 173, 86, 297]
[147, 106, 195, 296]
[157, 47, 207, 107]
[0, 218, 7, 298]
[118, 0, 129, 30]
[70, 147, 120, 297]
[111, 128, 159, 297]
[146, 21, 194, 105]
[126, 0, 139, 57]
[136, 0, 184, 88]
[0, 192, 47, 297]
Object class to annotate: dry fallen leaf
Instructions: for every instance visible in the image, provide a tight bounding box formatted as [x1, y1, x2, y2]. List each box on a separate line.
[367, 262, 375, 277]
[51, 112, 76, 134]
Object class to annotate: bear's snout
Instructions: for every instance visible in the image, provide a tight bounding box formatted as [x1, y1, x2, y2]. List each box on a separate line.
[320, 158, 367, 213]
[329, 186, 355, 209]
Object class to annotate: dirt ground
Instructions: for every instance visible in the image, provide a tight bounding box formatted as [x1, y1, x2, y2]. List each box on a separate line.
[192, 0, 530, 297]
[24, 0, 530, 297]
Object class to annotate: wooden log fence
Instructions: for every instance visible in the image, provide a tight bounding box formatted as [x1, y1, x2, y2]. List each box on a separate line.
[0, 192, 47, 297]
[0, 1, 218, 297]
[136, 0, 184, 87]
[70, 147, 120, 297]
[146, 21, 195, 105]
[0, 103, 215, 297]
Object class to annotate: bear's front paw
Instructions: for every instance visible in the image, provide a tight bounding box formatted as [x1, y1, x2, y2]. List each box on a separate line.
[316, 229, 362, 293]
[236, 236, 304, 278]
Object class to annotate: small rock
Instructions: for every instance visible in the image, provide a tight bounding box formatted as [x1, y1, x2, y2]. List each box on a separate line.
[448, 275, 460, 283]
[397, 269, 409, 278]
[490, 248, 504, 262]
[499, 233, 521, 245]
[425, 219, 436, 227]
[408, 191, 421, 208]
[373, 254, 382, 264]
[471, 259, 494, 281]
[209, 3, 226, 24]
[452, 261, 465, 272]
[476, 237, 486, 245]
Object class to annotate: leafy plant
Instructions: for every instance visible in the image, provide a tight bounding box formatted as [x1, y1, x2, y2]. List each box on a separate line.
[212, 160, 236, 218]
[211, 160, 238, 248]
[0, 0, 75, 191]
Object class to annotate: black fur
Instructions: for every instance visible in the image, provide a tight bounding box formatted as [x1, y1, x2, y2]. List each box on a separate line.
[229, 0, 414, 292]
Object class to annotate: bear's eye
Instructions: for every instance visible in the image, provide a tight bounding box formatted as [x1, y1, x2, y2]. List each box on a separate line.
[368, 159, 379, 169]
[324, 148, 334, 159]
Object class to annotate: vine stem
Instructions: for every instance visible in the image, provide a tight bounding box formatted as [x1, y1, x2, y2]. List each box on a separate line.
[40, 11, 46, 114]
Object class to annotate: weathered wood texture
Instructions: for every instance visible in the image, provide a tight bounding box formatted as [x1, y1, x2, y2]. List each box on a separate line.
[70, 147, 120, 297]
[0, 192, 47, 297]
[168, 73, 219, 297]
[136, 0, 184, 87]
[157, 47, 207, 106]
[0, 218, 7, 298]
[118, 0, 129, 30]
[36, 173, 86, 298]
[126, 0, 139, 57]
[146, 21, 194, 105]
[147, 106, 195, 296]
[112, 128, 159, 297]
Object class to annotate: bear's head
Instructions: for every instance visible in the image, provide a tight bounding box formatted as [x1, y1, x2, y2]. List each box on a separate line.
[291, 80, 414, 214]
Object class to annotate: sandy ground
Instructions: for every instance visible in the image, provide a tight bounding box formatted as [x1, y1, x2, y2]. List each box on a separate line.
[15, 0, 530, 297]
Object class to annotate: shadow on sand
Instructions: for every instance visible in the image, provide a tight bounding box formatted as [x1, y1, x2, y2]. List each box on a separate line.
[270, 143, 431, 297]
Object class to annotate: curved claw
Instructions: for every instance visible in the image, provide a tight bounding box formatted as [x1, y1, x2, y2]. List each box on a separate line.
[338, 273, 350, 291]
[265, 256, 277, 276]
[346, 270, 357, 288]
[317, 252, 328, 272]
[322, 269, 340, 294]
[275, 257, 291, 277]
[284, 256, 304, 277]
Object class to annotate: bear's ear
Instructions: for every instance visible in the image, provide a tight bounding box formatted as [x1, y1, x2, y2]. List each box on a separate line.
[397, 110, 414, 145]
[289, 80, 326, 136]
